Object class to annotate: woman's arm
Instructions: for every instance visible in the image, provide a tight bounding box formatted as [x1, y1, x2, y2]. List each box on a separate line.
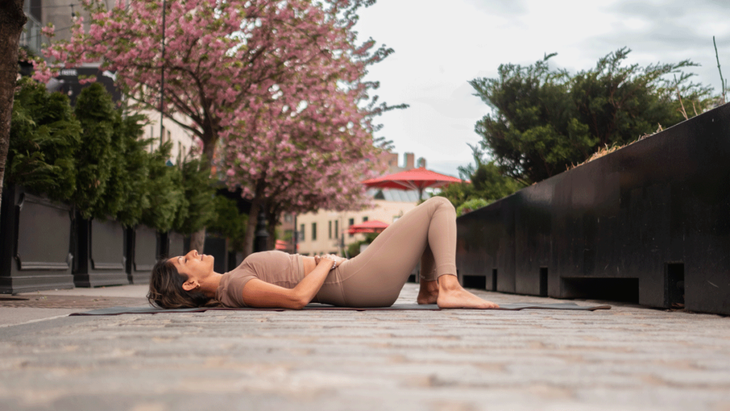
[240, 256, 338, 309]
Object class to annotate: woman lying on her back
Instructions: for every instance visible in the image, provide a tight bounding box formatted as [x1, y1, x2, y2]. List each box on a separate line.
[148, 197, 499, 309]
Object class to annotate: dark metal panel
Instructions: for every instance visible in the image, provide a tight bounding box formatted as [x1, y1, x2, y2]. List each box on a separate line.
[455, 195, 516, 293]
[456, 207, 491, 288]
[90, 219, 125, 271]
[74, 217, 129, 287]
[16, 193, 73, 270]
[0, 184, 75, 293]
[167, 232, 186, 257]
[133, 226, 158, 272]
[204, 232, 228, 274]
[514, 184, 553, 295]
[456, 102, 730, 315]
[126, 225, 159, 285]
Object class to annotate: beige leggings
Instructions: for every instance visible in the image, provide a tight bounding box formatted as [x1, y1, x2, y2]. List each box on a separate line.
[313, 196, 457, 307]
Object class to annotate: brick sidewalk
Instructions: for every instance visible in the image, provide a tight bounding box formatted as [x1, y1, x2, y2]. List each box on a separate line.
[0, 294, 148, 309]
[0, 284, 728, 411]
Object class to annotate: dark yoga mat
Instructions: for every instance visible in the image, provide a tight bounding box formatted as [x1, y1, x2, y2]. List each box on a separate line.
[70, 302, 610, 316]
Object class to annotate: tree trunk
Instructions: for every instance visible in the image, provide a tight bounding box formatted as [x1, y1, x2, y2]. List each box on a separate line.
[241, 194, 262, 258]
[0, 1, 27, 219]
[189, 229, 205, 253]
[265, 209, 280, 251]
[190, 129, 217, 254]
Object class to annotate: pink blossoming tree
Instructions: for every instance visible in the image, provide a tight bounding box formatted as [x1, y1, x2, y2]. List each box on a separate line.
[223, 79, 391, 252]
[36, 0, 401, 255]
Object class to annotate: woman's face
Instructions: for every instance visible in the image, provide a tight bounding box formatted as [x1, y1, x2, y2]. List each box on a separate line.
[169, 249, 214, 282]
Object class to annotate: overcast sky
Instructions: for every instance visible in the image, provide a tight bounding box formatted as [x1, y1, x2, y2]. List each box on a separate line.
[354, 0, 730, 177]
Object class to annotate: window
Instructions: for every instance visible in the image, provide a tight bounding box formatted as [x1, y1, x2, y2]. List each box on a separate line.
[334, 220, 339, 239]
[312, 222, 317, 240]
[284, 214, 293, 223]
[363, 216, 368, 222]
[328, 221, 332, 239]
[349, 218, 354, 238]
[300, 224, 305, 242]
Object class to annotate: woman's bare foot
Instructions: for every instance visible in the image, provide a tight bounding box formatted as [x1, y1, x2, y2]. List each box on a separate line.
[417, 279, 439, 304]
[436, 275, 499, 309]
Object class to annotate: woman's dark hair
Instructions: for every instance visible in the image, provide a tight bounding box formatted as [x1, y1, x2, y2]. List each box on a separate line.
[147, 257, 221, 309]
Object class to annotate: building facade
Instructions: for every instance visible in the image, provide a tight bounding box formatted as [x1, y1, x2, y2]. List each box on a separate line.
[24, 0, 199, 166]
[294, 197, 418, 256]
[292, 152, 423, 256]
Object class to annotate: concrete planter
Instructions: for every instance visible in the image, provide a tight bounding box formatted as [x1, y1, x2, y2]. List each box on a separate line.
[0, 184, 75, 293]
[456, 103, 730, 315]
[73, 215, 129, 287]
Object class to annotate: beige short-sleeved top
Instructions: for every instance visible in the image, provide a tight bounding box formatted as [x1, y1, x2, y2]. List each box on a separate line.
[215, 251, 304, 307]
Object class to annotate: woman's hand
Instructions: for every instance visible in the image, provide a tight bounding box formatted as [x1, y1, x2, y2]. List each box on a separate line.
[314, 254, 346, 269]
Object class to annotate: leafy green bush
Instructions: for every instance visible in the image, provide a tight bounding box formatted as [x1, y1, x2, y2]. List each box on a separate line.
[346, 232, 378, 258]
[7, 78, 81, 201]
[141, 141, 185, 232]
[8, 79, 222, 235]
[95, 109, 129, 219]
[456, 198, 490, 216]
[436, 144, 522, 210]
[207, 195, 248, 252]
[471, 48, 713, 184]
[172, 155, 216, 235]
[73, 83, 116, 218]
[115, 112, 152, 227]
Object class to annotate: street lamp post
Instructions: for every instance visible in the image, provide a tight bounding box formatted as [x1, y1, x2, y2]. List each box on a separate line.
[159, 0, 166, 147]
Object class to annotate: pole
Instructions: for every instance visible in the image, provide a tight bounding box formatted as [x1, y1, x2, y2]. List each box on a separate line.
[293, 213, 298, 252]
[254, 209, 269, 253]
[159, 0, 166, 148]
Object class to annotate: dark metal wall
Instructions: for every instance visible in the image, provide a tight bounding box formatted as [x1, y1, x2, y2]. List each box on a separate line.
[456, 103, 730, 315]
[0, 185, 75, 293]
[73, 217, 128, 287]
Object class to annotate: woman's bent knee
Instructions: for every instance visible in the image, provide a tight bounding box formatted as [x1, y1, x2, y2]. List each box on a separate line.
[426, 196, 451, 206]
[427, 196, 454, 211]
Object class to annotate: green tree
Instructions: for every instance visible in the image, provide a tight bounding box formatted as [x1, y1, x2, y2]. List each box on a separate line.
[470, 48, 713, 184]
[456, 198, 490, 217]
[6, 78, 81, 201]
[141, 141, 185, 232]
[346, 232, 379, 258]
[436, 143, 522, 209]
[207, 195, 248, 252]
[172, 155, 216, 235]
[115, 112, 152, 227]
[95, 109, 129, 219]
[73, 83, 117, 218]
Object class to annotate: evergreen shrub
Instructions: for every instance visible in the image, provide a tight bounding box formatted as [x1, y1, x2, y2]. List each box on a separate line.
[172, 155, 216, 235]
[6, 78, 81, 201]
[141, 141, 185, 232]
[207, 195, 248, 252]
[8, 78, 225, 236]
[73, 83, 116, 218]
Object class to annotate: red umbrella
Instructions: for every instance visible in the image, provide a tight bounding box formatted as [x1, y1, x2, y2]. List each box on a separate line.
[275, 239, 289, 250]
[362, 167, 463, 199]
[347, 220, 389, 234]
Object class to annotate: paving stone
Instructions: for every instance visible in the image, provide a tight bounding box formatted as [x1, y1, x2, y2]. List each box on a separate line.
[1, 284, 730, 410]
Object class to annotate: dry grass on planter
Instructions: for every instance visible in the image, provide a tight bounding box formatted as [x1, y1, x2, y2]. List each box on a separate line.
[567, 124, 665, 171]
